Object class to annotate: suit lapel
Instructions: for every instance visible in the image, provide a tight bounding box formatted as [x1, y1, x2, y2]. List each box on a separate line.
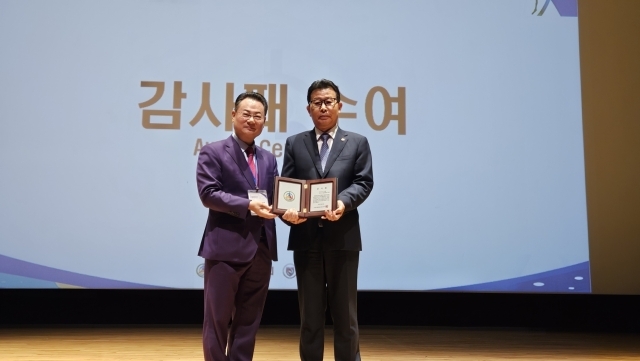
[303, 129, 324, 177]
[322, 128, 348, 177]
[225, 136, 256, 189]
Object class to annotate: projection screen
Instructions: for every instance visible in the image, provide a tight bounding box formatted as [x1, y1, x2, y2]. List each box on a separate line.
[0, 0, 589, 292]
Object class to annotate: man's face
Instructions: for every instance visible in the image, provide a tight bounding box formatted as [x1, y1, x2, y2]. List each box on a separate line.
[232, 98, 266, 144]
[307, 88, 342, 132]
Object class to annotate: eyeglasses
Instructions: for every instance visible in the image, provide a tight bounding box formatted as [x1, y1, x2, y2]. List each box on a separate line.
[309, 98, 338, 109]
[239, 113, 263, 122]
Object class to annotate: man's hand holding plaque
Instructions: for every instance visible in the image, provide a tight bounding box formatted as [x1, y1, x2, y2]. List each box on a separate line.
[282, 208, 307, 224]
[282, 199, 344, 224]
[323, 200, 345, 221]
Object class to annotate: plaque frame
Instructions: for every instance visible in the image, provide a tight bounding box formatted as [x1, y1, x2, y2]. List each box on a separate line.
[273, 176, 338, 218]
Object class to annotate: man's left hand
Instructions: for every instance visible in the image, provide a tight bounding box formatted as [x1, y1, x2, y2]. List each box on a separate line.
[323, 200, 345, 221]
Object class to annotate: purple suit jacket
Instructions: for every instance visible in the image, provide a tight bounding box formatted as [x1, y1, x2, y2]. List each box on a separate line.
[196, 135, 278, 262]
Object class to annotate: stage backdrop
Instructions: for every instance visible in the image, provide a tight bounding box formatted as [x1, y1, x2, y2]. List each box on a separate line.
[0, 0, 589, 292]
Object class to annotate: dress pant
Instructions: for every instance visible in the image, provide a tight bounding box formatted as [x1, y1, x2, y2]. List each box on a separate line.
[202, 236, 272, 361]
[293, 247, 361, 361]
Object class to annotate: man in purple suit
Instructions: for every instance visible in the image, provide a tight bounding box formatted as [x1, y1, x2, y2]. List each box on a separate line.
[196, 92, 279, 361]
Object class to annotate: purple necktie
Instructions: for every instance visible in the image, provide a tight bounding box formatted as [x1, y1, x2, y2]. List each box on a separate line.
[245, 146, 257, 185]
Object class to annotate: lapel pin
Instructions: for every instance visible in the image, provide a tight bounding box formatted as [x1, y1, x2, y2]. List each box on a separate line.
[341, 138, 345, 141]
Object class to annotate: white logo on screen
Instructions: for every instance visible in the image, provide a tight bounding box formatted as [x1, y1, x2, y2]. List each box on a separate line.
[283, 264, 296, 279]
[196, 263, 204, 278]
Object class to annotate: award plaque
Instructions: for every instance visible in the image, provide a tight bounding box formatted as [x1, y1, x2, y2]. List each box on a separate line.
[273, 176, 338, 218]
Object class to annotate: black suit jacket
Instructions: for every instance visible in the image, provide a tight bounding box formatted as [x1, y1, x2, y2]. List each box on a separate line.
[281, 127, 374, 251]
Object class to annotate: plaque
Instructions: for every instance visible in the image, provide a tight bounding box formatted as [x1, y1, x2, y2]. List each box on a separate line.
[273, 176, 338, 218]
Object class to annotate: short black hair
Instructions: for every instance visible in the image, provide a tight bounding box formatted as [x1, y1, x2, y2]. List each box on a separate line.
[234, 91, 268, 114]
[306, 79, 341, 104]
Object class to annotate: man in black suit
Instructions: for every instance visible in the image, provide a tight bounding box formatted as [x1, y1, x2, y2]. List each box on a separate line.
[281, 79, 374, 361]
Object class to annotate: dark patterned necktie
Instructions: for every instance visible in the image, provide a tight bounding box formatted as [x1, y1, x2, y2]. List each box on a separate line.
[319, 133, 330, 172]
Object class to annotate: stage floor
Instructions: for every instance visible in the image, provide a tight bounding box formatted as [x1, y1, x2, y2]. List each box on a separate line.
[1, 326, 639, 360]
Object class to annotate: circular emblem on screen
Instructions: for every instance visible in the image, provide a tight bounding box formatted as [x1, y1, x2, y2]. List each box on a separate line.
[196, 263, 205, 278]
[283, 191, 295, 202]
[283, 264, 296, 279]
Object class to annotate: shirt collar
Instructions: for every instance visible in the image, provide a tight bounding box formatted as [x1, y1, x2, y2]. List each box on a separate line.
[314, 124, 339, 140]
[232, 133, 254, 152]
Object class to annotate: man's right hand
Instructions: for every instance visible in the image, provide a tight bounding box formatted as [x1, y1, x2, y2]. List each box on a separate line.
[282, 209, 307, 225]
[249, 200, 278, 219]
